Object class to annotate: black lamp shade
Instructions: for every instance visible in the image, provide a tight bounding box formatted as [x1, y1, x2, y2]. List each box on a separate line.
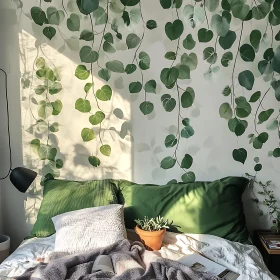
[9, 167, 37, 193]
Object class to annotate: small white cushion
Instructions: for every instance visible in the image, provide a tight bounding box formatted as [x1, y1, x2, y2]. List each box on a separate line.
[52, 204, 127, 254]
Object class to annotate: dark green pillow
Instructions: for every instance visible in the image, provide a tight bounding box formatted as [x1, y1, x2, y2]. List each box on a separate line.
[31, 179, 119, 237]
[117, 176, 249, 243]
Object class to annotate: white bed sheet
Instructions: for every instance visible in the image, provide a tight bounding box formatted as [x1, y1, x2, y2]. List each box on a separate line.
[0, 232, 278, 280]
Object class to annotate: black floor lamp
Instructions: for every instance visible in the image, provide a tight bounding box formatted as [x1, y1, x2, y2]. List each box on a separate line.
[0, 68, 37, 193]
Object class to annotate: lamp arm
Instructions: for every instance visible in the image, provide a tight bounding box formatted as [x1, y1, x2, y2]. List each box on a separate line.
[0, 68, 13, 179]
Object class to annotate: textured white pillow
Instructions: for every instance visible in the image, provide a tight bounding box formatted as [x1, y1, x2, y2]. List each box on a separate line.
[52, 204, 127, 254]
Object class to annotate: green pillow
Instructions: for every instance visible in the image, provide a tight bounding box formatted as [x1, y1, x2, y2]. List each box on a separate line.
[31, 179, 119, 237]
[117, 176, 249, 243]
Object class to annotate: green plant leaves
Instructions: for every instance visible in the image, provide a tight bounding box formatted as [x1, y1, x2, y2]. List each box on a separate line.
[89, 111, 105, 125]
[228, 118, 248, 136]
[198, 28, 213, 43]
[139, 52, 150, 70]
[77, 0, 99, 15]
[67, 13, 80, 31]
[181, 87, 195, 108]
[165, 19, 184, 41]
[250, 30, 261, 51]
[273, 148, 280, 157]
[232, 148, 247, 164]
[103, 33, 115, 53]
[205, 0, 219, 12]
[203, 47, 217, 64]
[258, 109, 274, 123]
[49, 82, 62, 94]
[160, 67, 179, 89]
[51, 100, 63, 115]
[125, 64, 137, 74]
[221, 52, 233, 67]
[253, 132, 269, 149]
[252, 2, 270, 20]
[46, 7, 65, 25]
[98, 69, 111, 81]
[81, 128, 95, 141]
[144, 80, 156, 93]
[160, 156, 176, 169]
[181, 154, 193, 169]
[219, 30, 236, 49]
[122, 11, 130, 25]
[75, 98, 91, 112]
[80, 30, 94, 41]
[231, 0, 250, 20]
[126, 33, 140, 49]
[181, 118, 194, 138]
[43, 26, 56, 40]
[210, 14, 229, 37]
[120, 0, 140, 6]
[183, 5, 205, 28]
[222, 86, 231, 96]
[31, 7, 47, 26]
[92, 7, 107, 25]
[160, 0, 171, 9]
[80, 46, 99, 63]
[100, 144, 111, 156]
[38, 101, 53, 119]
[219, 103, 233, 119]
[276, 31, 280, 41]
[96, 85, 112, 101]
[183, 34, 196, 50]
[272, 46, 280, 74]
[129, 81, 142, 93]
[75, 65, 90, 80]
[176, 65, 190, 79]
[181, 172, 196, 183]
[146, 20, 157, 30]
[88, 156, 101, 167]
[235, 96, 251, 118]
[165, 134, 177, 147]
[240, 44, 255, 62]
[181, 53, 198, 70]
[161, 94, 176, 112]
[140, 101, 154, 115]
[165, 52, 176, 60]
[249, 91, 261, 102]
[238, 70, 254, 90]
[106, 60, 125, 73]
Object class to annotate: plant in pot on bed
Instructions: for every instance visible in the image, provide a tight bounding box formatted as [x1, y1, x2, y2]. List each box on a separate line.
[135, 216, 169, 251]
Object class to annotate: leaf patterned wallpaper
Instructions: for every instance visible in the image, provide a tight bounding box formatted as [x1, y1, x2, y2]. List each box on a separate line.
[15, 0, 280, 226]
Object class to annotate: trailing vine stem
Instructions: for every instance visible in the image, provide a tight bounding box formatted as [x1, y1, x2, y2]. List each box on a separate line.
[254, 87, 271, 134]
[203, 0, 210, 29]
[231, 21, 244, 117]
[61, 0, 68, 15]
[90, 64, 103, 112]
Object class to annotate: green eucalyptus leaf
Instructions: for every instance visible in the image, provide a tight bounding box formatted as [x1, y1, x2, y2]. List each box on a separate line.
[165, 52, 176, 60]
[203, 47, 217, 64]
[183, 34, 196, 50]
[80, 46, 99, 63]
[110, 0, 124, 13]
[36, 57, 46, 69]
[258, 60, 273, 75]
[160, 0, 171, 9]
[258, 109, 274, 123]
[176, 64, 190, 79]
[51, 100, 63, 115]
[129, 82, 142, 93]
[139, 101, 154, 115]
[258, 132, 269, 143]
[126, 33, 141, 49]
[249, 91, 261, 102]
[252, 2, 270, 20]
[103, 41, 116, 53]
[210, 14, 230, 37]
[49, 82, 62, 94]
[67, 13, 80, 31]
[205, 0, 219, 12]
[120, 0, 140, 6]
[264, 48, 274, 61]
[181, 154, 193, 169]
[46, 7, 65, 25]
[165, 19, 184, 41]
[125, 64, 137, 74]
[276, 31, 280, 41]
[231, 1, 250, 20]
[273, 148, 280, 157]
[75, 98, 91, 112]
[254, 164, 262, 172]
[222, 85, 231, 96]
[77, 0, 99, 15]
[198, 28, 213, 43]
[269, 10, 280, 26]
[228, 118, 248, 136]
[38, 101, 53, 119]
[181, 172, 196, 183]
[100, 144, 111, 156]
[232, 148, 247, 164]
[181, 87, 195, 108]
[266, 119, 278, 130]
[56, 159, 63, 169]
[250, 30, 261, 51]
[81, 128, 95, 142]
[92, 7, 107, 25]
[221, 51, 233, 67]
[35, 85, 46, 95]
[80, 30, 94, 41]
[96, 85, 112, 101]
[88, 156, 101, 167]
[181, 53, 198, 70]
[106, 60, 125, 73]
[31, 7, 47, 26]
[219, 102, 233, 119]
[235, 96, 251, 118]
[238, 70, 255, 90]
[146, 20, 157, 30]
[122, 10, 130, 25]
[75, 65, 90, 80]
[165, 134, 177, 147]
[272, 46, 280, 73]
[222, 0, 231, 11]
[161, 94, 176, 112]
[219, 30, 236, 49]
[240, 44, 255, 62]
[144, 80, 157, 93]
[89, 111, 105, 125]
[183, 5, 205, 28]
[139, 52, 150, 70]
[98, 69, 111, 81]
[84, 83, 93, 94]
[160, 156, 176, 169]
[160, 67, 179, 88]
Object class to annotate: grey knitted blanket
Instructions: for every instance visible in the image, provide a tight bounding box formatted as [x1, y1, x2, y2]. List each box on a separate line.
[15, 239, 220, 280]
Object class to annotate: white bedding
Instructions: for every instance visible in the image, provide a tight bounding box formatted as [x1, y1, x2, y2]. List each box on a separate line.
[0, 232, 278, 280]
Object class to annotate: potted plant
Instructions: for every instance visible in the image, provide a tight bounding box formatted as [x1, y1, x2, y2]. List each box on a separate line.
[135, 216, 169, 251]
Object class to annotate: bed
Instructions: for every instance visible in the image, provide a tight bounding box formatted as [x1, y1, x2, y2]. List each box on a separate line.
[0, 231, 278, 279]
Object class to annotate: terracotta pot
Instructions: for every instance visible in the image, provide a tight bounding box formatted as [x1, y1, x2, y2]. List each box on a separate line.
[135, 226, 166, 251]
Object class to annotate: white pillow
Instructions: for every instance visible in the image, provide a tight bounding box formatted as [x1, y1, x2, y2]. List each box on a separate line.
[52, 204, 127, 254]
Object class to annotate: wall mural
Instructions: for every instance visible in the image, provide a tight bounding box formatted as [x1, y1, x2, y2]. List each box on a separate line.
[14, 0, 280, 190]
